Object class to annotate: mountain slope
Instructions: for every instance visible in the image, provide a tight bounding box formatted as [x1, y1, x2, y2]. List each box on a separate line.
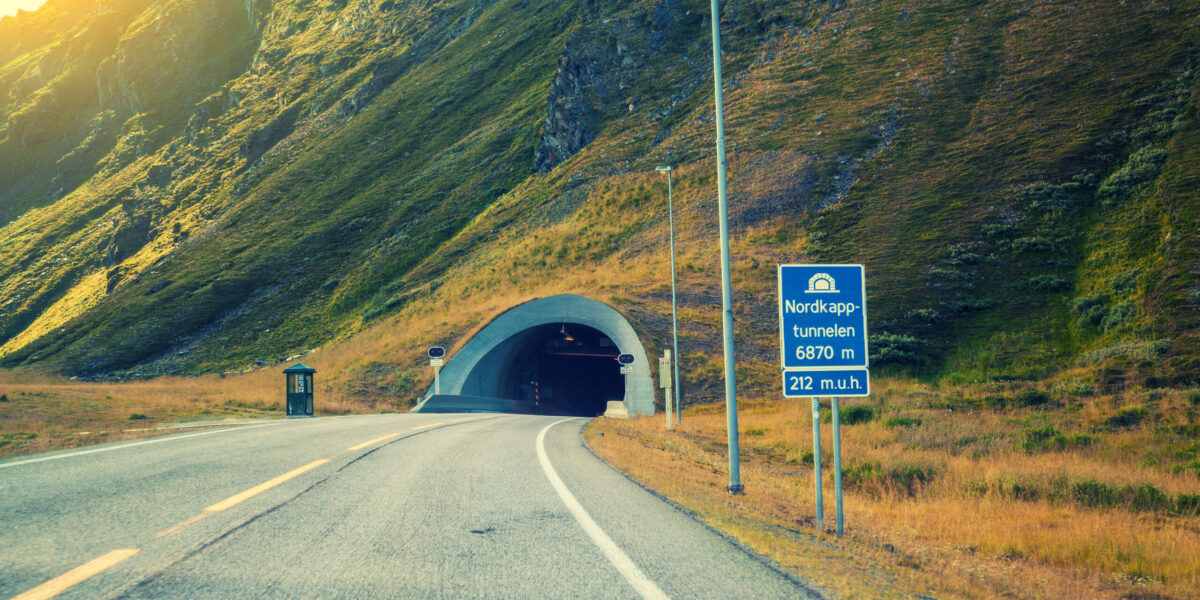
[0, 0, 1197, 394]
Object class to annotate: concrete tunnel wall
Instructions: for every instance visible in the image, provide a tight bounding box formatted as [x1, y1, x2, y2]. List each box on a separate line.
[424, 294, 656, 416]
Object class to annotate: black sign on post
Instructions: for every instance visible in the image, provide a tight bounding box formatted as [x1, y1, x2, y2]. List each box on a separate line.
[617, 353, 634, 364]
[428, 346, 445, 358]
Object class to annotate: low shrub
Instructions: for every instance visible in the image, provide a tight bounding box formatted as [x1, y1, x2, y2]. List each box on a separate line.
[1021, 425, 1058, 451]
[1014, 389, 1052, 407]
[1027, 275, 1073, 292]
[840, 405, 875, 425]
[843, 461, 936, 498]
[869, 333, 929, 366]
[1177, 493, 1200, 516]
[885, 416, 922, 428]
[982, 394, 1009, 409]
[1071, 479, 1172, 512]
[1105, 406, 1149, 429]
[1073, 295, 1109, 327]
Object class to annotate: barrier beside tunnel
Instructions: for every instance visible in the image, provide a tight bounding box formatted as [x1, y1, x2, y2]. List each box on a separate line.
[414, 294, 655, 417]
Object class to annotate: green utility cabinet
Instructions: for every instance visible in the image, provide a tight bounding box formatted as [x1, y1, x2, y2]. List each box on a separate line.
[283, 363, 316, 417]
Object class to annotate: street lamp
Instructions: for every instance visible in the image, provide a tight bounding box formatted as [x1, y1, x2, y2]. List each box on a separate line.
[656, 165, 682, 426]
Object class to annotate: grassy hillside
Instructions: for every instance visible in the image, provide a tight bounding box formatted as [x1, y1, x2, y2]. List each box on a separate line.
[0, 0, 1197, 399]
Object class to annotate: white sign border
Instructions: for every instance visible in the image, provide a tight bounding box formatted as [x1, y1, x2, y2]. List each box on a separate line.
[777, 263, 870, 371]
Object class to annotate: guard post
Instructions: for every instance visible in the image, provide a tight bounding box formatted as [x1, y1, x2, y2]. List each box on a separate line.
[283, 363, 316, 418]
[660, 350, 673, 429]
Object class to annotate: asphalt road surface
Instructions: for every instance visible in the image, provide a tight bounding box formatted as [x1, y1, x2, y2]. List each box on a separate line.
[0, 414, 817, 599]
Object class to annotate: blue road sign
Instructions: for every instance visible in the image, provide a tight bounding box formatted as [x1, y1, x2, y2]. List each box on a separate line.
[778, 264, 870, 397]
[784, 369, 869, 398]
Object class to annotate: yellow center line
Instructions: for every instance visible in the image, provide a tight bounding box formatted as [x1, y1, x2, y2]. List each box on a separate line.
[156, 512, 210, 537]
[12, 548, 139, 600]
[203, 458, 330, 513]
[345, 432, 401, 452]
[160, 422, 473, 537]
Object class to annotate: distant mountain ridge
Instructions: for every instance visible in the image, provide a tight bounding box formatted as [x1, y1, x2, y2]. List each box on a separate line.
[0, 0, 1197, 393]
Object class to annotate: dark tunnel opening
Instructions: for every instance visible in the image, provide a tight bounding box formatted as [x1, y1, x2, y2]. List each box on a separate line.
[488, 323, 625, 416]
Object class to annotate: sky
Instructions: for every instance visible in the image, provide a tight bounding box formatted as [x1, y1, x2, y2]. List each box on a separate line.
[1, 0, 48, 18]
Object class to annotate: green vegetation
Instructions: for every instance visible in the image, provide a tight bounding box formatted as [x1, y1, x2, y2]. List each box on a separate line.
[0, 0, 1196, 409]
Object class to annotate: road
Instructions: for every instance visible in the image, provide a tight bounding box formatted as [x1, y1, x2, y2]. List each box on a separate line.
[0, 413, 817, 599]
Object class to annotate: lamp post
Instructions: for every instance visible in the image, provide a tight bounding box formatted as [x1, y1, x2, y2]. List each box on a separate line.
[655, 165, 682, 426]
[709, 0, 742, 494]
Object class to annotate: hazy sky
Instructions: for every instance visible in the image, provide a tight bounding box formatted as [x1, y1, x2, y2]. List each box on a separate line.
[1, 0, 48, 18]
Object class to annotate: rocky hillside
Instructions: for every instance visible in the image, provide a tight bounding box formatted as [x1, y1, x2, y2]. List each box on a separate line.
[1, 0, 1197, 395]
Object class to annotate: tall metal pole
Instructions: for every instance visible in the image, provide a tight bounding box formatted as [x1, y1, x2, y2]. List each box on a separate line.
[658, 167, 683, 426]
[709, 0, 741, 494]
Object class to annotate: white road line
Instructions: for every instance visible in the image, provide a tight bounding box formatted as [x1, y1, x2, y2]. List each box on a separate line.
[0, 423, 278, 470]
[536, 419, 670, 600]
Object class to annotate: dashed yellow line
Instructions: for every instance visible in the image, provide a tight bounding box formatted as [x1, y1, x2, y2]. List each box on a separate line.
[25, 418, 488, 597]
[346, 432, 401, 451]
[12, 548, 139, 600]
[205, 458, 330, 513]
[410, 421, 446, 431]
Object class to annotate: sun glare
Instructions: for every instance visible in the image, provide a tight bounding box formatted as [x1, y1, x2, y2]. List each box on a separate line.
[1, 0, 47, 19]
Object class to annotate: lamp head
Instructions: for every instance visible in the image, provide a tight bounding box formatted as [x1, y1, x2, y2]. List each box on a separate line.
[655, 165, 671, 172]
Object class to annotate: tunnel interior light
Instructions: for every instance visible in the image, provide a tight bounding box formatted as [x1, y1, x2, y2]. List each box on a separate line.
[560, 324, 575, 342]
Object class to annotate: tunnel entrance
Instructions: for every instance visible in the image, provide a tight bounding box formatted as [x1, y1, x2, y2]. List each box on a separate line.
[415, 294, 656, 417]
[493, 324, 623, 416]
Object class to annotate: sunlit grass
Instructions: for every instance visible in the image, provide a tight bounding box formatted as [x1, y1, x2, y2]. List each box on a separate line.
[586, 380, 1200, 599]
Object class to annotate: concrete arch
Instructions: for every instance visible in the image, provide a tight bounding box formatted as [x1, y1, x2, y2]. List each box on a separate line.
[421, 294, 655, 416]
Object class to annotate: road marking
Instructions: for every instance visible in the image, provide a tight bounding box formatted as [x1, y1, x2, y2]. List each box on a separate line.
[161, 425, 444, 537]
[0, 423, 277, 470]
[410, 422, 445, 431]
[536, 419, 669, 600]
[204, 458, 330, 513]
[156, 511, 211, 537]
[12, 548, 139, 600]
[346, 433, 401, 451]
[450, 417, 475, 423]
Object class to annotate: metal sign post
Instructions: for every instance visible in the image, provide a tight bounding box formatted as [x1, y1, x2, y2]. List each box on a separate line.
[778, 264, 869, 537]
[812, 397, 823, 528]
[831, 396, 844, 537]
[428, 347, 446, 395]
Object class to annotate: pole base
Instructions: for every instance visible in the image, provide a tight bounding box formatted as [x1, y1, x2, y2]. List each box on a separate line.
[725, 483, 745, 495]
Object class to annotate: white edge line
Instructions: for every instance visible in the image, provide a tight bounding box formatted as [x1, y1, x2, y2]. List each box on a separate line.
[536, 418, 669, 600]
[0, 423, 278, 469]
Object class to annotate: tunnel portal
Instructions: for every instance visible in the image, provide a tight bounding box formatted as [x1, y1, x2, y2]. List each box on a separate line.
[415, 294, 656, 417]
[464, 323, 624, 416]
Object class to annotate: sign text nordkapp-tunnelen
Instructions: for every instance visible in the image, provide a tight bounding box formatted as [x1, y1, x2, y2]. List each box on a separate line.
[778, 264, 869, 397]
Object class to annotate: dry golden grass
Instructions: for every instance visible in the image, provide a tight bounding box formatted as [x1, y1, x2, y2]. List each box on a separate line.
[0, 366, 391, 457]
[585, 380, 1200, 600]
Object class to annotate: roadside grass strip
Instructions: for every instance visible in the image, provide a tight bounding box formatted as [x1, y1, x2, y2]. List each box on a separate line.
[11, 549, 139, 600]
[0, 424, 276, 470]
